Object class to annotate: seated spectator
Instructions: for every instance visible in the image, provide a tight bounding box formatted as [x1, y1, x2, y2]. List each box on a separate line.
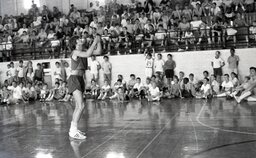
[98, 80, 111, 100]
[234, 13, 249, 46]
[193, 3, 203, 17]
[45, 81, 61, 101]
[89, 79, 100, 98]
[108, 30, 119, 54]
[249, 21, 256, 41]
[110, 87, 129, 101]
[168, 75, 181, 98]
[154, 24, 167, 47]
[1, 86, 10, 104]
[127, 74, 136, 91]
[169, 24, 179, 50]
[210, 74, 220, 95]
[151, 7, 162, 24]
[231, 76, 251, 97]
[184, 29, 196, 51]
[172, 4, 182, 21]
[196, 78, 212, 99]
[118, 26, 132, 53]
[39, 83, 49, 102]
[231, 72, 240, 88]
[141, 24, 155, 49]
[182, 5, 193, 21]
[7, 81, 23, 104]
[46, 34, 60, 59]
[22, 82, 37, 102]
[129, 77, 145, 99]
[17, 24, 28, 36]
[69, 7, 81, 25]
[181, 77, 194, 98]
[234, 67, 256, 103]
[216, 74, 234, 97]
[147, 82, 161, 101]
[211, 3, 221, 16]
[16, 31, 30, 44]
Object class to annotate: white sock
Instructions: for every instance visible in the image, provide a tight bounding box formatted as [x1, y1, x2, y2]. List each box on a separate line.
[70, 121, 78, 133]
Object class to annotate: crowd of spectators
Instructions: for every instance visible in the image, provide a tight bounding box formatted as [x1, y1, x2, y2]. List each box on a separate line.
[1, 47, 256, 104]
[0, 0, 256, 61]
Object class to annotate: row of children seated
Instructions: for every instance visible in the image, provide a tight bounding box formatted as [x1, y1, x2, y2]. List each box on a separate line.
[85, 70, 247, 102]
[0, 70, 248, 104]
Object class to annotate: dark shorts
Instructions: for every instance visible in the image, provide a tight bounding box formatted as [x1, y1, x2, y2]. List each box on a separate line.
[34, 76, 43, 82]
[68, 75, 85, 94]
[165, 69, 174, 79]
[213, 68, 223, 76]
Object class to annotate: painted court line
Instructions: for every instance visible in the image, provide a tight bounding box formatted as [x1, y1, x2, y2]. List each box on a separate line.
[196, 104, 256, 135]
[136, 113, 179, 158]
[81, 121, 134, 158]
[189, 114, 199, 152]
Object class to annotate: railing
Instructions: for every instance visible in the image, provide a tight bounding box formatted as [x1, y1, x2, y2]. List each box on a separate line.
[0, 25, 255, 62]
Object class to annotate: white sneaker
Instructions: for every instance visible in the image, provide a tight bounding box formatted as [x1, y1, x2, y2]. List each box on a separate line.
[77, 130, 86, 136]
[69, 131, 87, 140]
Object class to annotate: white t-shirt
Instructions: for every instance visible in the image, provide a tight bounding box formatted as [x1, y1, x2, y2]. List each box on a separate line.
[121, 19, 127, 27]
[201, 84, 211, 94]
[211, 80, 220, 93]
[54, 67, 62, 79]
[16, 66, 24, 78]
[8, 86, 22, 99]
[144, 83, 152, 90]
[51, 40, 60, 47]
[212, 57, 224, 68]
[9, 67, 16, 77]
[145, 58, 154, 68]
[149, 86, 160, 96]
[221, 81, 233, 91]
[102, 85, 111, 91]
[190, 20, 203, 30]
[134, 83, 144, 90]
[155, 59, 165, 72]
[18, 28, 28, 36]
[90, 60, 100, 74]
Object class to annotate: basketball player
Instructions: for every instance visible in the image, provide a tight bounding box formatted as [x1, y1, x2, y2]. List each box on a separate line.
[68, 35, 101, 139]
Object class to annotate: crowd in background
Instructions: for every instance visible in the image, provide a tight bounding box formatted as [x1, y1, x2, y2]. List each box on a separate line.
[1, 47, 256, 104]
[0, 0, 256, 61]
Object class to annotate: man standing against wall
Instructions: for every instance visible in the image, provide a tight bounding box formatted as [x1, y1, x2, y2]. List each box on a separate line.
[227, 48, 239, 75]
[211, 51, 225, 83]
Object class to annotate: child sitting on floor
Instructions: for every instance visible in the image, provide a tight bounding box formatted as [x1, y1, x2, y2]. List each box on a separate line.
[215, 74, 233, 98]
[231, 76, 251, 97]
[210, 74, 220, 95]
[98, 80, 111, 100]
[169, 75, 182, 98]
[141, 77, 152, 96]
[46, 82, 61, 101]
[181, 77, 194, 98]
[59, 82, 71, 102]
[147, 82, 161, 101]
[1, 86, 10, 105]
[196, 78, 212, 99]
[40, 83, 49, 102]
[90, 79, 100, 98]
[110, 87, 129, 101]
[7, 81, 24, 104]
[127, 74, 137, 92]
[129, 77, 144, 99]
